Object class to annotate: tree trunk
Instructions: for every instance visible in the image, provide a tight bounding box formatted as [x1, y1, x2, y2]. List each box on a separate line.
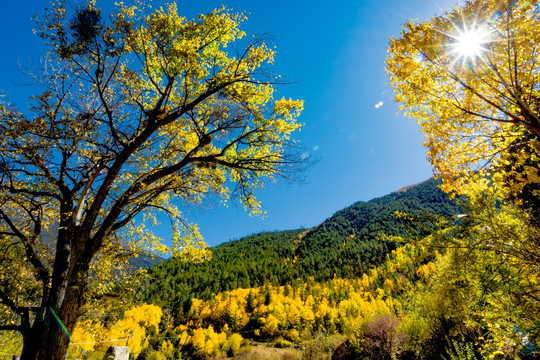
[20, 284, 86, 359]
[20, 252, 90, 360]
[19, 310, 63, 360]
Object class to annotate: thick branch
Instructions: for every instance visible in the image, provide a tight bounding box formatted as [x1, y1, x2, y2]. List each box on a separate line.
[0, 325, 24, 333]
[0, 209, 50, 286]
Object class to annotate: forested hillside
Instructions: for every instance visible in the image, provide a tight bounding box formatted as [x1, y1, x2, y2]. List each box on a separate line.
[138, 178, 461, 321]
[294, 178, 461, 279]
[138, 230, 304, 319]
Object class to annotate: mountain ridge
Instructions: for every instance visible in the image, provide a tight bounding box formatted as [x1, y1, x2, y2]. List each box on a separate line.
[137, 177, 461, 322]
[393, 177, 434, 193]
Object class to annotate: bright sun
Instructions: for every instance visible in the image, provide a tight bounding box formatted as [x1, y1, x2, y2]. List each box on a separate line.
[451, 24, 490, 63]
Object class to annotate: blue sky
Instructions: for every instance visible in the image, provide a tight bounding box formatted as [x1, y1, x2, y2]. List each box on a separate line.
[0, 0, 457, 247]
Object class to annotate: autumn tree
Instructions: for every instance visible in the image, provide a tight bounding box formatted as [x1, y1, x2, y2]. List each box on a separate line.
[387, 1, 540, 355]
[0, 1, 304, 359]
[394, 183, 540, 358]
[386, 0, 540, 200]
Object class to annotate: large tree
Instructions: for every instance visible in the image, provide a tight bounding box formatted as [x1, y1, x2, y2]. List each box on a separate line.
[386, 0, 540, 200]
[387, 0, 540, 356]
[0, 1, 304, 359]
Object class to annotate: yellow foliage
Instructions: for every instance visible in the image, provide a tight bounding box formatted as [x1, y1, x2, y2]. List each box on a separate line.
[416, 262, 435, 281]
[285, 329, 300, 342]
[262, 314, 280, 336]
[0, 1, 305, 356]
[70, 319, 105, 353]
[191, 326, 228, 357]
[387, 0, 540, 198]
[172, 260, 426, 346]
[107, 303, 162, 357]
[0, 331, 22, 356]
[177, 330, 191, 347]
[223, 333, 244, 355]
[160, 340, 175, 359]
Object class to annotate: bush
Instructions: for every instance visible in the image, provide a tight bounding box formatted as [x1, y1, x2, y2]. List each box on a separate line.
[276, 338, 295, 348]
[286, 329, 300, 342]
[444, 338, 479, 360]
[302, 334, 334, 360]
[223, 333, 244, 357]
[360, 315, 408, 360]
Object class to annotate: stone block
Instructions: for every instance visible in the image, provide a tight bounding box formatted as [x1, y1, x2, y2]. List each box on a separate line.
[103, 346, 130, 360]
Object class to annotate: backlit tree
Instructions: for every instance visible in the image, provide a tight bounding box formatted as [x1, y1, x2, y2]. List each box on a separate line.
[0, 1, 304, 359]
[387, 0, 540, 199]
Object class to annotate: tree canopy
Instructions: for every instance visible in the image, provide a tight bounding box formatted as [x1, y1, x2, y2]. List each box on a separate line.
[387, 0, 540, 357]
[387, 0, 540, 200]
[0, 1, 304, 359]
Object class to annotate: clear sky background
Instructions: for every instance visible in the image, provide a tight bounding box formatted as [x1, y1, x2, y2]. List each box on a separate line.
[0, 0, 458, 247]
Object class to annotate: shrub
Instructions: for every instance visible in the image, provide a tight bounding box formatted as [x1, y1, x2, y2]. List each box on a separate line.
[276, 337, 294, 348]
[444, 338, 479, 360]
[223, 333, 244, 357]
[302, 334, 334, 360]
[361, 315, 408, 360]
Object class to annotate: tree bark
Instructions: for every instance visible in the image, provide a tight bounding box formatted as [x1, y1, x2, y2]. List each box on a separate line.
[19, 235, 91, 360]
[20, 278, 87, 360]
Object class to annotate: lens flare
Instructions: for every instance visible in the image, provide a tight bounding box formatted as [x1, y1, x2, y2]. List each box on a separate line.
[49, 307, 72, 339]
[450, 23, 491, 63]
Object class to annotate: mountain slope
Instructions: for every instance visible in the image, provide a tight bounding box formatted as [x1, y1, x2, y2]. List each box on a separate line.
[138, 229, 304, 317]
[294, 178, 461, 279]
[138, 178, 461, 319]
[128, 253, 163, 270]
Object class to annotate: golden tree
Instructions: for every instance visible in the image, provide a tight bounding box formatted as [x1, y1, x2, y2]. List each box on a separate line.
[0, 1, 304, 359]
[388, 1, 540, 353]
[387, 0, 540, 198]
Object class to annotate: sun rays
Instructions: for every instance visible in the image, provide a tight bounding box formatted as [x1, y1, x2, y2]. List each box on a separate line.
[449, 23, 492, 64]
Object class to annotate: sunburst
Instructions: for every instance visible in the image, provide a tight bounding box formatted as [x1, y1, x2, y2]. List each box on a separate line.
[449, 23, 492, 64]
